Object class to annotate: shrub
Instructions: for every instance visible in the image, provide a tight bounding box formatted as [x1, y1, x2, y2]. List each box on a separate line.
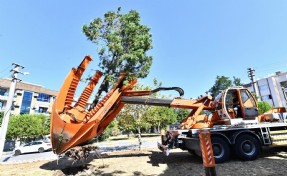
[258, 101, 272, 115]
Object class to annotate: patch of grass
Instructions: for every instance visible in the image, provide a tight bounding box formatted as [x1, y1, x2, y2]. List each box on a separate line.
[107, 134, 160, 141]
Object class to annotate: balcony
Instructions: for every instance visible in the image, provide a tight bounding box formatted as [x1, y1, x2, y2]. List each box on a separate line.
[0, 95, 8, 101]
[0, 94, 17, 102]
[34, 101, 50, 109]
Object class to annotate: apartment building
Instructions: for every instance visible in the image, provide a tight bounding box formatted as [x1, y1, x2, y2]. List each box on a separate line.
[0, 78, 58, 115]
[245, 71, 287, 108]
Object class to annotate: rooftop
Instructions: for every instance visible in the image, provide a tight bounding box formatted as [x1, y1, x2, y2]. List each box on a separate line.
[0, 78, 58, 96]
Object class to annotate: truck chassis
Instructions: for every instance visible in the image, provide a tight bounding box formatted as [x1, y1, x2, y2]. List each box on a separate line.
[165, 122, 287, 163]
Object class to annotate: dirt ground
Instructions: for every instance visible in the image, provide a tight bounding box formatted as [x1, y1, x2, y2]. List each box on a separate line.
[1, 147, 287, 176]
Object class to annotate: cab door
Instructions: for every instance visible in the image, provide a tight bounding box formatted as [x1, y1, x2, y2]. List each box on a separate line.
[239, 89, 258, 119]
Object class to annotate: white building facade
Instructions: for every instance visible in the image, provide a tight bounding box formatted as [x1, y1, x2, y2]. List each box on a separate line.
[0, 78, 58, 115]
[245, 71, 287, 108]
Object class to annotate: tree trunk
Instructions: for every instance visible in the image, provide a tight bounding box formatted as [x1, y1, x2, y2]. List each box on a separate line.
[127, 131, 133, 138]
[89, 78, 109, 110]
[137, 127, 142, 151]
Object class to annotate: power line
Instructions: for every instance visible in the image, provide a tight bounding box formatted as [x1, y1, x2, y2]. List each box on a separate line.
[0, 65, 10, 74]
[0, 73, 11, 79]
[0, 65, 11, 78]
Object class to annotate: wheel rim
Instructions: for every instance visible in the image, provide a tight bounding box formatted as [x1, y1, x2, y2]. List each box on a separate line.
[213, 143, 224, 158]
[241, 140, 255, 155]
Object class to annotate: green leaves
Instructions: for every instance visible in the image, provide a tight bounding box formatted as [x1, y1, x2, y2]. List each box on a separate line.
[0, 111, 3, 126]
[208, 75, 242, 98]
[117, 82, 181, 133]
[145, 106, 177, 130]
[82, 7, 153, 84]
[6, 114, 50, 141]
[257, 101, 272, 115]
[175, 108, 190, 123]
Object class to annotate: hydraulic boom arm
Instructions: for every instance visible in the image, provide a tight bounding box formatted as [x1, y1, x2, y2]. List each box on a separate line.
[50, 56, 215, 154]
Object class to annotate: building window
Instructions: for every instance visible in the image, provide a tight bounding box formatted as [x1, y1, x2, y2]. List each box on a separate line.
[280, 81, 287, 88]
[259, 85, 269, 92]
[261, 95, 272, 101]
[37, 93, 50, 103]
[36, 107, 48, 114]
[20, 91, 32, 114]
[0, 88, 7, 96]
[11, 103, 14, 111]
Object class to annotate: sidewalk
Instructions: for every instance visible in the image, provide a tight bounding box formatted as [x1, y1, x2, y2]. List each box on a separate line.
[95, 136, 161, 152]
[1, 135, 161, 163]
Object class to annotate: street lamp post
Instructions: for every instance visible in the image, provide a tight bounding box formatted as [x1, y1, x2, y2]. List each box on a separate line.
[247, 68, 260, 100]
[0, 63, 27, 158]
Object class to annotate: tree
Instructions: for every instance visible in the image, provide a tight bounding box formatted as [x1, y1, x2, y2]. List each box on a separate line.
[232, 76, 243, 87]
[0, 111, 3, 127]
[118, 110, 136, 134]
[117, 83, 154, 150]
[6, 114, 50, 142]
[118, 103, 150, 150]
[145, 106, 177, 133]
[208, 75, 242, 98]
[37, 114, 50, 135]
[257, 101, 272, 115]
[82, 7, 153, 107]
[175, 108, 190, 123]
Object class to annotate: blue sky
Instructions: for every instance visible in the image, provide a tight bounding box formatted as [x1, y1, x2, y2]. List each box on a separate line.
[1, 1, 287, 99]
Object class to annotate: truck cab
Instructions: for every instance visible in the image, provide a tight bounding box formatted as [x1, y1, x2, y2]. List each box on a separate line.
[214, 87, 259, 125]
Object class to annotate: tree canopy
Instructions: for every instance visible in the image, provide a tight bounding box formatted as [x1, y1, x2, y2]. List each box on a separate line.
[117, 84, 151, 133]
[6, 114, 50, 141]
[208, 75, 242, 98]
[145, 106, 177, 132]
[174, 108, 190, 123]
[83, 7, 153, 105]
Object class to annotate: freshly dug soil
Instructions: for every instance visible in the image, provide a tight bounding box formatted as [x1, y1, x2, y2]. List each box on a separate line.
[1, 147, 287, 176]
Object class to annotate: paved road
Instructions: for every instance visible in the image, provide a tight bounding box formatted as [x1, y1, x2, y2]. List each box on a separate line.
[0, 137, 160, 163]
[1, 151, 58, 163]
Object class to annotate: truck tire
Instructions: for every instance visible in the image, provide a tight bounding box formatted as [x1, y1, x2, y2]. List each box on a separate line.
[234, 134, 260, 161]
[212, 136, 231, 163]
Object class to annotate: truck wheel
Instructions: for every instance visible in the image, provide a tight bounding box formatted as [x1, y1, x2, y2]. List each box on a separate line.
[234, 134, 260, 161]
[14, 150, 21, 156]
[38, 147, 44, 153]
[212, 137, 231, 163]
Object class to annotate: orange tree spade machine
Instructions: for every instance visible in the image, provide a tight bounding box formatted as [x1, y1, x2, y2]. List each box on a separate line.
[51, 56, 287, 163]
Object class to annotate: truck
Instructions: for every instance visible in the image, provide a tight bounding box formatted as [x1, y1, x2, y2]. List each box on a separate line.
[50, 56, 287, 163]
[159, 87, 287, 163]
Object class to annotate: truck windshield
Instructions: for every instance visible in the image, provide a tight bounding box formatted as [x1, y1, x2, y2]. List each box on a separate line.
[240, 90, 256, 108]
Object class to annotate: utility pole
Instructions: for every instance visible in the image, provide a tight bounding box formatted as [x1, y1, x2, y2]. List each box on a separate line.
[247, 68, 260, 100]
[0, 63, 27, 158]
